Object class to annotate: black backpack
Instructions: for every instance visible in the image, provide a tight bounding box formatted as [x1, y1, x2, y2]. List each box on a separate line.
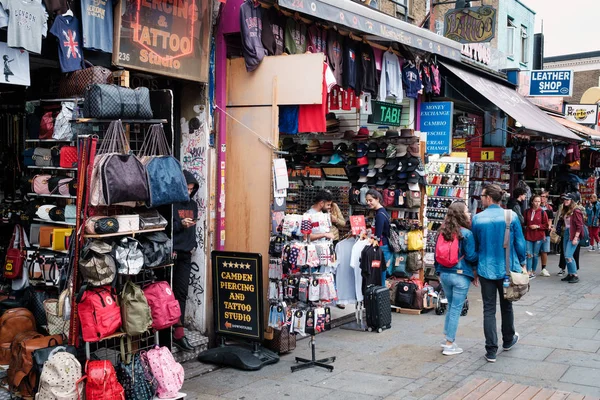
[395, 281, 417, 308]
[138, 232, 171, 268]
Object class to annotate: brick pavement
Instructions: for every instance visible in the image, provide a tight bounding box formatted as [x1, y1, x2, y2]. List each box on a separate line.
[183, 252, 600, 399]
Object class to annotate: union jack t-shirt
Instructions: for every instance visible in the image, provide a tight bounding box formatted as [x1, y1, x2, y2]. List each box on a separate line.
[50, 15, 85, 73]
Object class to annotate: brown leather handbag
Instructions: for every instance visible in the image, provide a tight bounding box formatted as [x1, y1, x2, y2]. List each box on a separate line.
[58, 61, 112, 99]
[0, 308, 36, 364]
[8, 332, 63, 396]
[39, 227, 54, 248]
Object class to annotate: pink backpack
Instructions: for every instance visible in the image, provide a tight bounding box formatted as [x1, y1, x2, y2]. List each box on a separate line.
[144, 346, 184, 398]
[435, 233, 463, 268]
[143, 281, 181, 330]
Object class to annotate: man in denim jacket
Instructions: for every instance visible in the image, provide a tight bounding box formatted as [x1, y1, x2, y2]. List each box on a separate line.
[472, 184, 527, 363]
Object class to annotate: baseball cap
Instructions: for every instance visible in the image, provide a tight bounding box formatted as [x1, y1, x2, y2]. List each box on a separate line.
[376, 175, 388, 186]
[368, 158, 376, 169]
[359, 166, 369, 176]
[405, 156, 419, 172]
[397, 155, 410, 172]
[562, 193, 577, 201]
[396, 144, 408, 157]
[357, 143, 368, 157]
[320, 155, 330, 164]
[385, 144, 397, 159]
[357, 156, 369, 166]
[408, 182, 420, 191]
[358, 175, 368, 183]
[374, 158, 386, 169]
[407, 172, 419, 183]
[367, 142, 378, 158]
[384, 158, 399, 171]
[367, 168, 377, 178]
[335, 143, 348, 154]
[372, 130, 385, 139]
[328, 154, 344, 165]
[377, 143, 387, 158]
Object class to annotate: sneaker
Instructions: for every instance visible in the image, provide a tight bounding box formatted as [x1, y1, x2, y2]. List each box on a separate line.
[503, 332, 520, 351]
[588, 247, 596, 252]
[561, 274, 573, 282]
[557, 270, 566, 277]
[569, 276, 580, 283]
[485, 352, 497, 363]
[540, 269, 551, 277]
[443, 343, 464, 356]
[529, 274, 536, 280]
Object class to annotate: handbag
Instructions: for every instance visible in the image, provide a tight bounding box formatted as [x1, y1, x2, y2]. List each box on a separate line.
[32, 175, 51, 194]
[58, 61, 113, 98]
[139, 124, 189, 207]
[43, 299, 69, 336]
[114, 237, 144, 275]
[39, 112, 54, 140]
[503, 210, 529, 302]
[83, 84, 153, 119]
[59, 146, 77, 168]
[51, 228, 72, 251]
[4, 225, 28, 279]
[23, 148, 35, 167]
[85, 216, 119, 234]
[116, 215, 140, 232]
[116, 338, 156, 400]
[53, 102, 75, 140]
[138, 210, 168, 230]
[33, 148, 52, 167]
[39, 227, 54, 247]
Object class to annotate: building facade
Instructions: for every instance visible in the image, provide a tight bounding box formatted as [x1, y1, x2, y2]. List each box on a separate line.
[544, 51, 600, 103]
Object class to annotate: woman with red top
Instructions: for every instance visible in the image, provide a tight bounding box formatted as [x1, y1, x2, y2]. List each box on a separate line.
[559, 193, 585, 283]
[525, 195, 549, 279]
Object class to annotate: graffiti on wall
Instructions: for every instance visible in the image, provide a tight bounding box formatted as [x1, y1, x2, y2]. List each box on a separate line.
[180, 105, 209, 333]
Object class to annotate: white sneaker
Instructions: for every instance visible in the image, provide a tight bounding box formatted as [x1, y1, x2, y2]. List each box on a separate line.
[588, 247, 596, 252]
[529, 274, 536, 280]
[541, 269, 551, 277]
[557, 270, 565, 276]
[443, 342, 464, 356]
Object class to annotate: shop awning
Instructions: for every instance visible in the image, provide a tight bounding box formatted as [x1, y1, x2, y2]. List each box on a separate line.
[277, 0, 462, 61]
[550, 116, 600, 139]
[441, 62, 584, 143]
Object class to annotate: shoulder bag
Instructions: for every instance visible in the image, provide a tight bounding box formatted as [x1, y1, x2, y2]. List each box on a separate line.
[4, 225, 28, 280]
[503, 210, 529, 302]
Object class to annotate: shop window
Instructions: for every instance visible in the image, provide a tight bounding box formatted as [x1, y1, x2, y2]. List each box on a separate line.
[506, 18, 516, 58]
[520, 26, 529, 64]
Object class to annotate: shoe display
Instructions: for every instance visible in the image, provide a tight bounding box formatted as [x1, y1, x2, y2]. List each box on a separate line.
[561, 274, 573, 282]
[540, 269, 551, 277]
[569, 276, 580, 283]
[443, 343, 464, 356]
[173, 336, 194, 352]
[503, 332, 520, 351]
[485, 352, 497, 363]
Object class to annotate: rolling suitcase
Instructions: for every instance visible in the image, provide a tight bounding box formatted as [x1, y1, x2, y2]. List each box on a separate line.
[364, 285, 392, 333]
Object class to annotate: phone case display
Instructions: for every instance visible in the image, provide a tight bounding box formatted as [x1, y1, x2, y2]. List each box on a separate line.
[469, 162, 510, 214]
[424, 157, 470, 262]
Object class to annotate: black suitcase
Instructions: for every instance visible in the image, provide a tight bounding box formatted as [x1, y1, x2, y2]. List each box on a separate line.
[364, 285, 392, 333]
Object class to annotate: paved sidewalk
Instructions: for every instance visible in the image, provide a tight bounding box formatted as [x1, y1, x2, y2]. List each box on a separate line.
[184, 252, 600, 399]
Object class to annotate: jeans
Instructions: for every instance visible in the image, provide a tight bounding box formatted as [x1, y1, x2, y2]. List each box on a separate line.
[559, 240, 580, 270]
[541, 235, 551, 253]
[174, 251, 193, 324]
[562, 228, 578, 275]
[440, 272, 470, 343]
[480, 276, 516, 354]
[381, 244, 393, 285]
[526, 240, 543, 272]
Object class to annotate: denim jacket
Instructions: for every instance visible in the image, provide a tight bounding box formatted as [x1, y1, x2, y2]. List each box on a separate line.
[586, 202, 600, 227]
[472, 205, 527, 280]
[435, 227, 478, 280]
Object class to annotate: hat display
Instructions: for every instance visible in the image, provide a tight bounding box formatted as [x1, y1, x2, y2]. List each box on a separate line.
[367, 169, 377, 178]
[396, 144, 408, 157]
[328, 154, 344, 165]
[307, 139, 321, 153]
[385, 144, 397, 159]
[401, 129, 414, 138]
[357, 143, 368, 157]
[374, 158, 386, 169]
[408, 182, 420, 191]
[372, 130, 385, 139]
[386, 130, 399, 138]
[384, 158, 399, 171]
[317, 141, 334, 155]
[367, 142, 378, 158]
[357, 156, 369, 166]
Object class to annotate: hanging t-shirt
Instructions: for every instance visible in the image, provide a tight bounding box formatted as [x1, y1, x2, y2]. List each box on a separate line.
[329, 85, 340, 110]
[342, 39, 361, 93]
[240, 0, 267, 72]
[360, 42, 377, 95]
[0, 3, 8, 28]
[261, 7, 284, 56]
[81, 0, 113, 52]
[334, 238, 357, 304]
[298, 63, 336, 133]
[402, 63, 422, 99]
[378, 51, 402, 101]
[50, 15, 85, 73]
[307, 25, 326, 54]
[430, 63, 441, 95]
[420, 62, 433, 94]
[326, 30, 343, 85]
[1, 0, 48, 54]
[359, 245, 384, 291]
[284, 18, 307, 54]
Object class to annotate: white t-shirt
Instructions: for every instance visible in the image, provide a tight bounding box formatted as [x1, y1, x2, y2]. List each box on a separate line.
[306, 208, 331, 235]
[1, 0, 48, 54]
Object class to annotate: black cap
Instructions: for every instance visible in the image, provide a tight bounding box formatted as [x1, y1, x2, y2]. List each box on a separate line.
[405, 156, 420, 172]
[407, 172, 419, 183]
[384, 158, 399, 171]
[367, 142, 379, 158]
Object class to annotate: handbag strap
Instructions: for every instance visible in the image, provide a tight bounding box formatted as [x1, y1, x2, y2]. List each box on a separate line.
[119, 336, 133, 364]
[8, 225, 18, 249]
[504, 209, 511, 276]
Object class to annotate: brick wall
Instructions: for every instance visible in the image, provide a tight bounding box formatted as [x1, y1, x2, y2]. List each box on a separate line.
[380, 0, 395, 17]
[572, 70, 600, 103]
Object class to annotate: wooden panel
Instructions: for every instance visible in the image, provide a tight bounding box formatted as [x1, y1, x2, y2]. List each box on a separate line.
[548, 392, 571, 400]
[532, 389, 559, 400]
[227, 53, 324, 106]
[479, 381, 516, 400]
[496, 384, 529, 400]
[224, 105, 277, 322]
[564, 395, 584, 400]
[514, 387, 543, 400]
[445, 378, 489, 400]
[462, 380, 502, 400]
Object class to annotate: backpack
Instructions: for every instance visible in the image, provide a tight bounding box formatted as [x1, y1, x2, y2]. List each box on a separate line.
[435, 232, 463, 268]
[121, 281, 153, 336]
[144, 346, 184, 398]
[116, 339, 156, 400]
[113, 237, 144, 275]
[0, 308, 36, 365]
[33, 344, 77, 393]
[35, 351, 83, 400]
[79, 240, 116, 286]
[143, 281, 181, 331]
[85, 360, 125, 400]
[359, 186, 369, 206]
[382, 189, 395, 207]
[78, 286, 122, 342]
[395, 282, 417, 308]
[138, 232, 171, 268]
[349, 187, 360, 205]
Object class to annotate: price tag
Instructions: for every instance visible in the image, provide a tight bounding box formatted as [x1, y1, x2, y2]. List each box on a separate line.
[481, 150, 495, 161]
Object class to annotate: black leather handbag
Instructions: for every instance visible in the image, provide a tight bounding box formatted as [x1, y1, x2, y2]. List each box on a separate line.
[101, 154, 149, 205]
[94, 217, 119, 234]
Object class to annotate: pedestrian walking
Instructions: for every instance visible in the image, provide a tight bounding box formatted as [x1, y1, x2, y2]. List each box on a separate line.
[539, 191, 554, 275]
[524, 195, 549, 279]
[434, 202, 478, 356]
[507, 188, 527, 227]
[586, 194, 600, 251]
[472, 184, 525, 363]
[558, 193, 584, 283]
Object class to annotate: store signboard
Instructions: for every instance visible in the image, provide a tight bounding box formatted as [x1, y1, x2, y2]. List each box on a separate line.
[529, 70, 573, 97]
[113, 0, 211, 82]
[564, 104, 598, 125]
[420, 102, 453, 155]
[368, 101, 403, 126]
[444, 6, 496, 44]
[212, 251, 263, 341]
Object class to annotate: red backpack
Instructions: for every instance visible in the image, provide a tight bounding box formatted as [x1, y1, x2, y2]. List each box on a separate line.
[85, 360, 125, 400]
[143, 281, 181, 331]
[435, 233, 463, 268]
[78, 286, 122, 342]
